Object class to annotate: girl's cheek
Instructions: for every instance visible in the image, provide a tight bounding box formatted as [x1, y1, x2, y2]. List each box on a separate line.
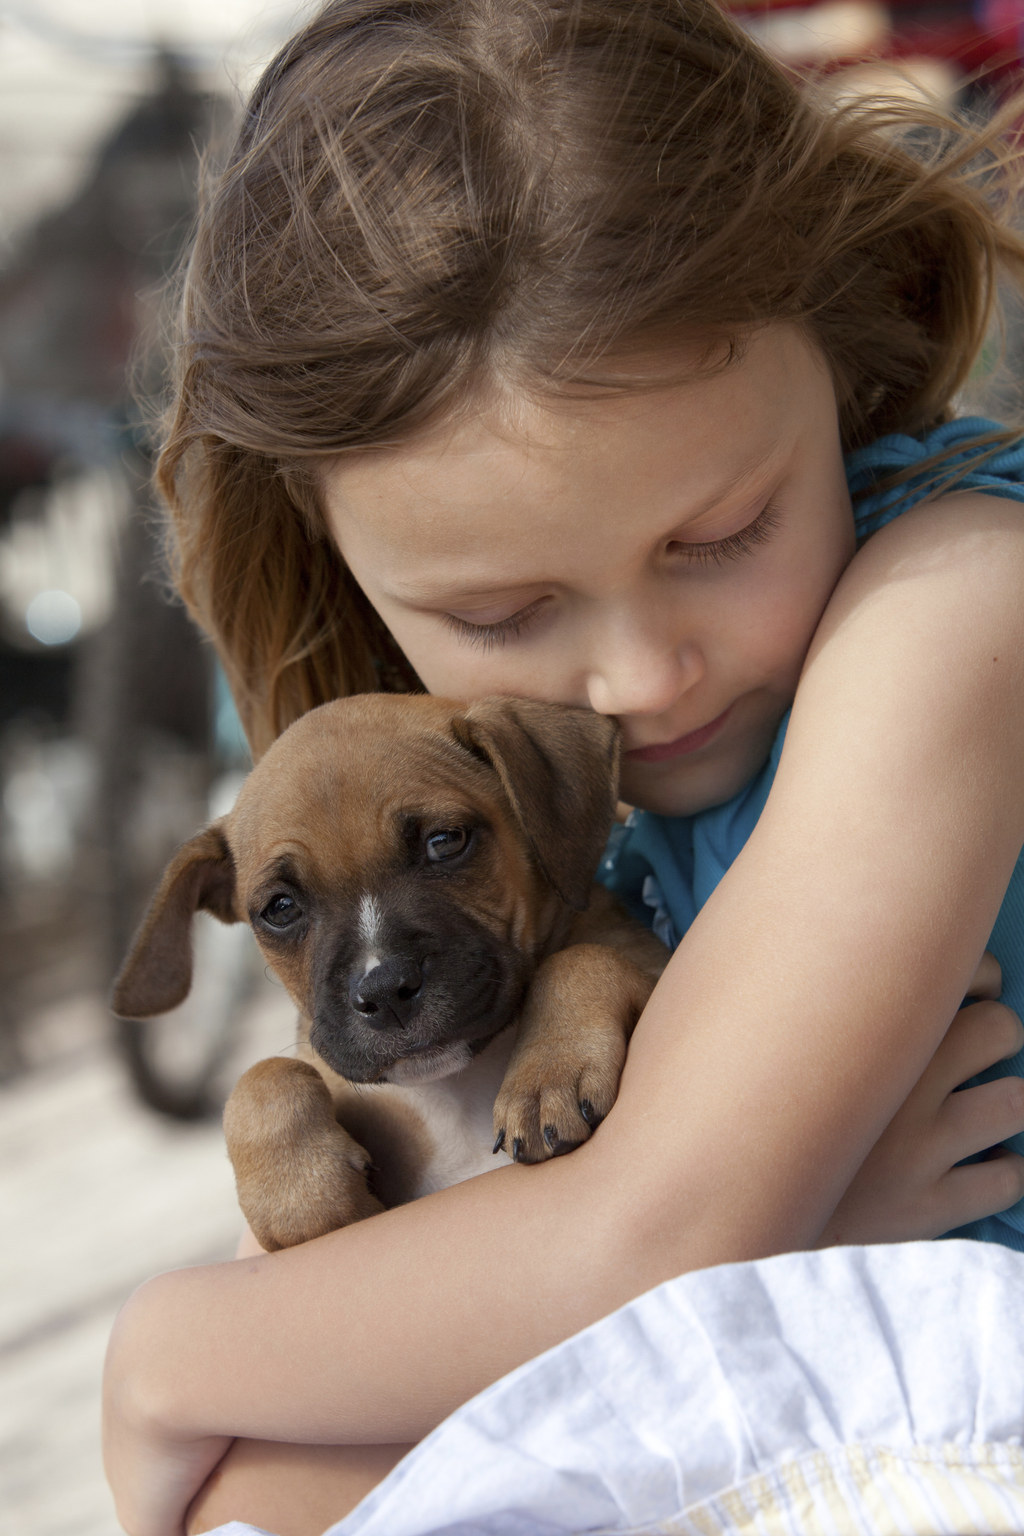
[433, 644, 573, 707]
[397, 629, 528, 698]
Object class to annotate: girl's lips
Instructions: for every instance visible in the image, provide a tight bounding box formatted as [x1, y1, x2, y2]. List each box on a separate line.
[624, 706, 733, 763]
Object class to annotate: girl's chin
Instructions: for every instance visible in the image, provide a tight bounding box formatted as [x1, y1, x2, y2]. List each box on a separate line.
[620, 745, 771, 818]
[620, 701, 787, 817]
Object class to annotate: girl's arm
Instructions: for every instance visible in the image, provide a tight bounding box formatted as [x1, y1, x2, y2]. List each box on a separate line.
[177, 980, 1024, 1536]
[105, 492, 1024, 1535]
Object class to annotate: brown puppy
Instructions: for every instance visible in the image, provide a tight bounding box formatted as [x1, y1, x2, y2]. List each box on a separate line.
[113, 694, 667, 1251]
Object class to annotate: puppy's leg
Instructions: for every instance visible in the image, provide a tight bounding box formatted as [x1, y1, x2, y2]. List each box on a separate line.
[224, 1058, 383, 1251]
[493, 945, 655, 1164]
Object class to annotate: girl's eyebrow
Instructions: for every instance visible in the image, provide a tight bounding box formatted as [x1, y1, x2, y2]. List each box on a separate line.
[388, 574, 544, 604]
[682, 445, 782, 517]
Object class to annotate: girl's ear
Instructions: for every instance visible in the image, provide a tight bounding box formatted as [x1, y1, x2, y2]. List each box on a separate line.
[452, 698, 620, 911]
[111, 821, 239, 1020]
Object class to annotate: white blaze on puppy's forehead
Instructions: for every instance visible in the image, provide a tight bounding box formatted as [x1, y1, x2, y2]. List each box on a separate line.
[357, 892, 385, 967]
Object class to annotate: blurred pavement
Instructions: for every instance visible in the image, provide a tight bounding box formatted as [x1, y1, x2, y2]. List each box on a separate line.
[1, 981, 293, 1536]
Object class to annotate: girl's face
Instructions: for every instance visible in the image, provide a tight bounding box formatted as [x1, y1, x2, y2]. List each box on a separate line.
[322, 325, 855, 817]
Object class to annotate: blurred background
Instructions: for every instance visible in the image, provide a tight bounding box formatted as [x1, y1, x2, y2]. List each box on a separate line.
[0, 1, 1021, 1533]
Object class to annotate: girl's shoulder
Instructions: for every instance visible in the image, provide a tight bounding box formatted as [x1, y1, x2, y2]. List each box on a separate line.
[846, 417, 1024, 540]
[812, 460, 1024, 737]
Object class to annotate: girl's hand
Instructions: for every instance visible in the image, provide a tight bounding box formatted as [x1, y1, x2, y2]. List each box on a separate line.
[821, 955, 1024, 1245]
[103, 1276, 233, 1536]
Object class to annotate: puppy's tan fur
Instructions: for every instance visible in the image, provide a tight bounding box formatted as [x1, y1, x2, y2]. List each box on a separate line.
[113, 695, 666, 1250]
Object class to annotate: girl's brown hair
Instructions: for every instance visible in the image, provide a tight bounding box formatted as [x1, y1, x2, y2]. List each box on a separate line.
[158, 0, 1024, 756]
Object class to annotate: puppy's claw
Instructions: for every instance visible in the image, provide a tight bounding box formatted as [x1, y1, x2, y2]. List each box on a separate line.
[492, 1129, 506, 1155]
[512, 1136, 524, 1162]
[579, 1098, 601, 1127]
[543, 1124, 581, 1157]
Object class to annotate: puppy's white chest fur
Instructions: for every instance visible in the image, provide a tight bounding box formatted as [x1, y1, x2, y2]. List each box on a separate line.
[340, 1028, 515, 1205]
[399, 1029, 516, 1197]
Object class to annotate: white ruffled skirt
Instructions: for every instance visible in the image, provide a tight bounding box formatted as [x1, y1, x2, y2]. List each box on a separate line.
[209, 1239, 1024, 1536]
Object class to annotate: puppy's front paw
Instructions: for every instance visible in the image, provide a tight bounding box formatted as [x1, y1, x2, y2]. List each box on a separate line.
[225, 1058, 384, 1251]
[491, 942, 655, 1164]
[492, 1033, 625, 1164]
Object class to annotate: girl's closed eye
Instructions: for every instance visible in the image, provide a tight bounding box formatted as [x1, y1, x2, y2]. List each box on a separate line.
[442, 600, 547, 650]
[673, 498, 783, 567]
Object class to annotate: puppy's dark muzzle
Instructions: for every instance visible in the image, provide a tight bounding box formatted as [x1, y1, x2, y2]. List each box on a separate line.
[310, 921, 530, 1082]
[348, 954, 424, 1029]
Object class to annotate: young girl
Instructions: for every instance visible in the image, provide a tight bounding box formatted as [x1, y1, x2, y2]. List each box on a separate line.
[104, 1, 1024, 1531]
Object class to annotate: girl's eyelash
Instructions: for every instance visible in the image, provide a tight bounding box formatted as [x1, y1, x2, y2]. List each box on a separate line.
[441, 603, 542, 650]
[442, 500, 781, 648]
[676, 499, 782, 566]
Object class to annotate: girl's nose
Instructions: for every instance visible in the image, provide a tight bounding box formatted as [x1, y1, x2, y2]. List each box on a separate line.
[585, 629, 705, 719]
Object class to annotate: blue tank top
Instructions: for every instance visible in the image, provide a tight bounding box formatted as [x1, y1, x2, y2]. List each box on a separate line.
[598, 416, 1024, 1249]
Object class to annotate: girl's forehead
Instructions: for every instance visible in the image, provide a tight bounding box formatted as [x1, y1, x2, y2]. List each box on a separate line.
[322, 325, 828, 517]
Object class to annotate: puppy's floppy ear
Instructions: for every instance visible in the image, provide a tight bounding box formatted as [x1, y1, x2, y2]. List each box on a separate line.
[452, 698, 619, 910]
[111, 821, 238, 1019]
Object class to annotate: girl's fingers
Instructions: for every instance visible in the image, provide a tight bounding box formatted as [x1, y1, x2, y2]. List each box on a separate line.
[926, 999, 1024, 1098]
[933, 1149, 1024, 1237]
[938, 1072, 1024, 1164]
[823, 983, 1023, 1247]
[965, 951, 1002, 1002]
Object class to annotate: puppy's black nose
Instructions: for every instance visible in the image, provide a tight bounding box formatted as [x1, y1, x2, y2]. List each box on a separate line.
[349, 956, 423, 1029]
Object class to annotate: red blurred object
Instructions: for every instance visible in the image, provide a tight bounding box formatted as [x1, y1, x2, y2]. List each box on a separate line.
[725, 0, 1023, 78]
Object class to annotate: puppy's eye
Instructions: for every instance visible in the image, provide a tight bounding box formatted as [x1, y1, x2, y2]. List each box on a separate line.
[424, 827, 470, 862]
[260, 893, 302, 929]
